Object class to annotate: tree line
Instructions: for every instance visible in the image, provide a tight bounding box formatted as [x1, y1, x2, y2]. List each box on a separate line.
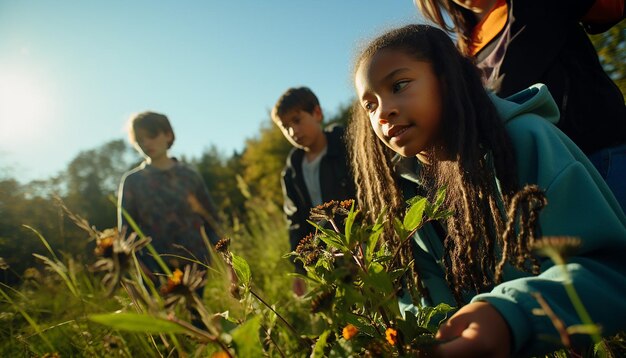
[0, 105, 351, 284]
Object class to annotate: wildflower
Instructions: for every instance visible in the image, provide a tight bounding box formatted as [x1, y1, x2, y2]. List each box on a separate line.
[311, 287, 336, 313]
[94, 228, 117, 257]
[295, 233, 316, 254]
[160, 268, 184, 294]
[103, 334, 123, 352]
[342, 324, 358, 340]
[310, 199, 353, 222]
[305, 250, 322, 266]
[533, 236, 582, 261]
[0, 257, 9, 270]
[215, 237, 231, 253]
[23, 267, 42, 282]
[160, 264, 207, 309]
[310, 199, 352, 223]
[339, 199, 355, 211]
[210, 351, 230, 358]
[385, 327, 398, 345]
[310, 200, 338, 221]
[90, 227, 151, 296]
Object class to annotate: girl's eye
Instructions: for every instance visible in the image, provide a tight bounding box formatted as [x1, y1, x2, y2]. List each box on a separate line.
[392, 80, 409, 93]
[364, 102, 377, 112]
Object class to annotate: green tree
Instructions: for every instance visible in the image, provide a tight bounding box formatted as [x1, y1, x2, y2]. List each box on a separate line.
[64, 139, 139, 229]
[589, 20, 626, 97]
[193, 146, 246, 217]
[240, 121, 292, 206]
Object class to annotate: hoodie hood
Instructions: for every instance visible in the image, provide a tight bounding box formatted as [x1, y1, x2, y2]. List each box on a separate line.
[489, 83, 560, 125]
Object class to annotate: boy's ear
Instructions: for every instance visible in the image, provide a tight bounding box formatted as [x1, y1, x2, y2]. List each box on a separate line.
[313, 105, 323, 122]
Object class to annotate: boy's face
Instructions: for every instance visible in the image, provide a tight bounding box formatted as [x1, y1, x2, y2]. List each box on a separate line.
[134, 128, 172, 160]
[275, 106, 323, 149]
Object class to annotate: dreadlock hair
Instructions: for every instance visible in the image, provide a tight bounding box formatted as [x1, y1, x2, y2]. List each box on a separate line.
[348, 24, 544, 304]
[413, 0, 478, 55]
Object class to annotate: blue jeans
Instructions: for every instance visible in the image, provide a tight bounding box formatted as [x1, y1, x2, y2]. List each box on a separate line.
[588, 144, 626, 214]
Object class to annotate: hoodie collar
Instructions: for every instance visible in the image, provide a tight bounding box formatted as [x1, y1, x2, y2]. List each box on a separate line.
[489, 83, 560, 125]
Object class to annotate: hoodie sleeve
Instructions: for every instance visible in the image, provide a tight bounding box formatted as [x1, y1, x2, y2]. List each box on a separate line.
[472, 114, 626, 356]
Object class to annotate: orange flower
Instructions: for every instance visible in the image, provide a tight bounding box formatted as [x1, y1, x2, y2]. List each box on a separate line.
[210, 351, 230, 358]
[342, 324, 359, 340]
[170, 269, 183, 285]
[385, 327, 398, 345]
[160, 268, 184, 294]
[94, 231, 115, 257]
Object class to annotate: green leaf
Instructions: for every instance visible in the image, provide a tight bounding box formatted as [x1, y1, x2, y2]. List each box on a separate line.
[308, 221, 347, 251]
[396, 313, 432, 342]
[32, 253, 79, 298]
[366, 209, 386, 262]
[363, 262, 393, 295]
[231, 315, 263, 358]
[89, 313, 187, 333]
[432, 187, 447, 214]
[311, 330, 332, 358]
[23, 225, 59, 261]
[403, 197, 427, 232]
[393, 217, 407, 239]
[231, 253, 251, 285]
[406, 194, 426, 206]
[344, 204, 358, 246]
[0, 285, 55, 351]
[432, 209, 454, 221]
[419, 303, 455, 331]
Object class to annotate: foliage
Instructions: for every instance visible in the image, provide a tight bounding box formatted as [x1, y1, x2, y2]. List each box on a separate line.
[287, 194, 454, 356]
[193, 145, 246, 216]
[589, 20, 626, 97]
[240, 120, 292, 206]
[0, 140, 141, 285]
[1, 193, 624, 356]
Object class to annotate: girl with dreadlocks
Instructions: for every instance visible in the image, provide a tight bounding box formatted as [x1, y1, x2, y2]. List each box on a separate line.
[349, 24, 626, 357]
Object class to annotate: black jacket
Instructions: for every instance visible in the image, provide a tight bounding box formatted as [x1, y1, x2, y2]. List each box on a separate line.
[476, 0, 626, 154]
[280, 125, 356, 272]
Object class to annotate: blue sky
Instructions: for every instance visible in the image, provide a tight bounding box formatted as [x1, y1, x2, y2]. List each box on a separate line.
[0, 1, 424, 182]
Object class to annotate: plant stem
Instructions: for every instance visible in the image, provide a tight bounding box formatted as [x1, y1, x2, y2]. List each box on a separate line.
[328, 218, 341, 234]
[547, 249, 604, 354]
[249, 289, 303, 342]
[261, 323, 286, 358]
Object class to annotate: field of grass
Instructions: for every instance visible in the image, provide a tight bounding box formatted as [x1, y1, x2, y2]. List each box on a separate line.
[1, 196, 625, 357]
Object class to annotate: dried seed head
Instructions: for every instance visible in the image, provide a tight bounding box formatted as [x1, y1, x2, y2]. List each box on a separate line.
[215, 237, 231, 253]
[311, 287, 336, 313]
[533, 236, 582, 260]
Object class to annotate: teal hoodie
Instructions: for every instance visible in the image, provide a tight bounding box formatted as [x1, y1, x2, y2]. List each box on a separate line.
[397, 84, 626, 356]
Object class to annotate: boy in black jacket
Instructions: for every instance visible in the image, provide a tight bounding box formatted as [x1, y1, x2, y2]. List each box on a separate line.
[272, 87, 356, 296]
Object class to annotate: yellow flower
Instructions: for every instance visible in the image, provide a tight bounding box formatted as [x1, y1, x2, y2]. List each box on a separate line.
[342, 324, 358, 340]
[171, 269, 183, 285]
[210, 351, 230, 358]
[385, 327, 398, 345]
[160, 268, 184, 295]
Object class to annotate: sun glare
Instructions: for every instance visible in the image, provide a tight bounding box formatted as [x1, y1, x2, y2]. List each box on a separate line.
[0, 71, 55, 146]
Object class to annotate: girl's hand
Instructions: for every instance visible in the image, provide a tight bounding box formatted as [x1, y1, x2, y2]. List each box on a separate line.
[435, 301, 511, 358]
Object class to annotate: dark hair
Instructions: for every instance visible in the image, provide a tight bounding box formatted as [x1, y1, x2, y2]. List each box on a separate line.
[129, 111, 175, 149]
[414, 0, 478, 55]
[272, 87, 322, 123]
[348, 24, 541, 303]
